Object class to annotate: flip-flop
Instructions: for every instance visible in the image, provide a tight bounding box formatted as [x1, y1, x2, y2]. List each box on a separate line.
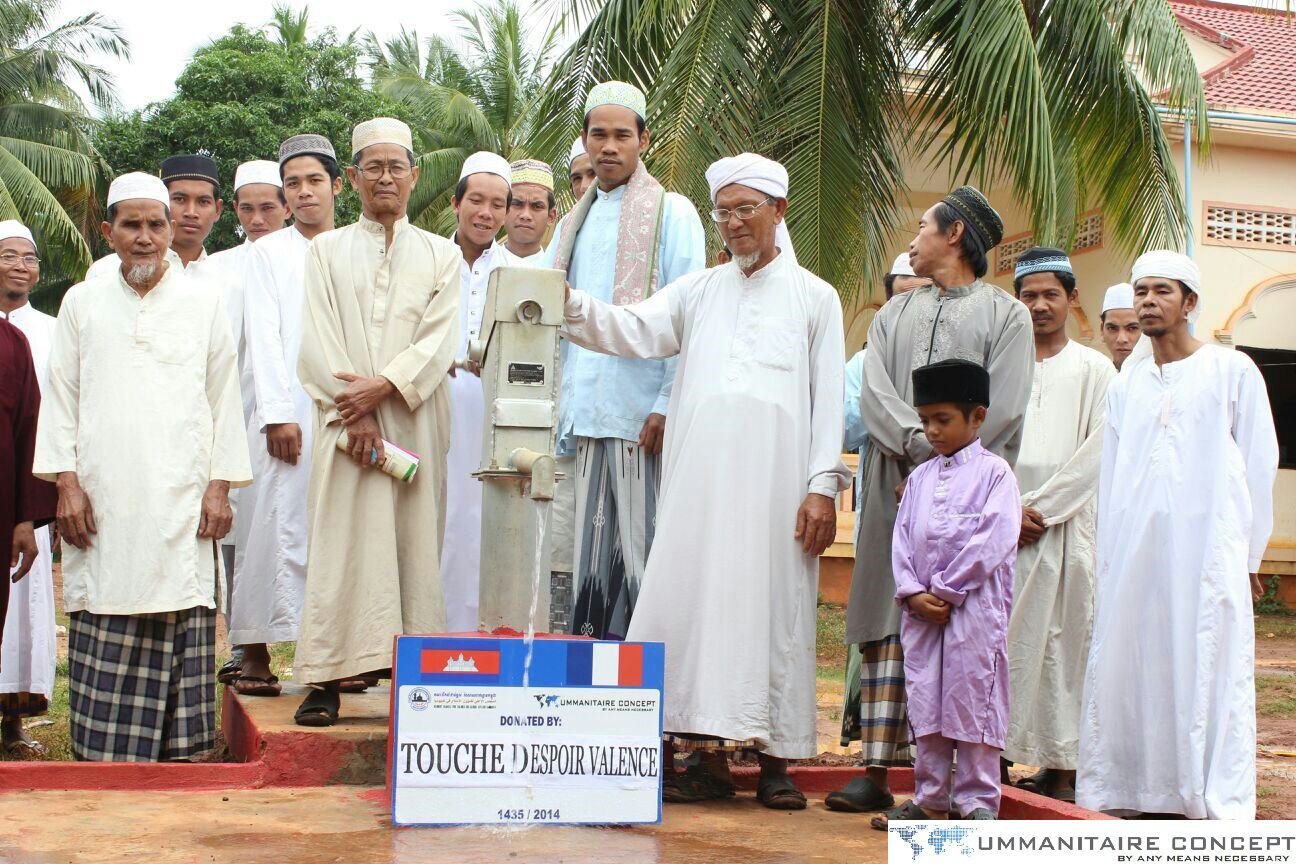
[294, 689, 340, 727]
[871, 799, 944, 830]
[756, 774, 807, 811]
[825, 776, 896, 813]
[4, 739, 48, 759]
[231, 674, 281, 697]
[217, 659, 243, 685]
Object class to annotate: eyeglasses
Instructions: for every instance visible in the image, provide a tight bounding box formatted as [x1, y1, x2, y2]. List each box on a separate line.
[709, 198, 773, 223]
[0, 252, 39, 268]
[358, 162, 412, 180]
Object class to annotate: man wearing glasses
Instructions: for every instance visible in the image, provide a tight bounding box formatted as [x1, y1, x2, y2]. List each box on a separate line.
[544, 81, 705, 642]
[292, 118, 460, 726]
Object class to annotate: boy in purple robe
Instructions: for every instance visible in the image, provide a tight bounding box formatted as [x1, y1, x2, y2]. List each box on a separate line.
[874, 359, 1021, 826]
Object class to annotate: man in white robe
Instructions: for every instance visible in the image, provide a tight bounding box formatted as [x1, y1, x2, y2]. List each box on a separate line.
[33, 173, 251, 760]
[1078, 251, 1278, 819]
[293, 119, 459, 725]
[0, 220, 57, 756]
[563, 154, 850, 808]
[1003, 248, 1113, 801]
[442, 152, 529, 631]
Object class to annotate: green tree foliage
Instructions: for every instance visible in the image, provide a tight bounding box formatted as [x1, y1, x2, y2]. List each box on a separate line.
[95, 23, 412, 256]
[365, 0, 558, 233]
[0, 0, 126, 287]
[537, 0, 1211, 304]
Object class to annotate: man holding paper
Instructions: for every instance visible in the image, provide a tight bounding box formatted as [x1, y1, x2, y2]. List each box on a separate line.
[293, 118, 460, 726]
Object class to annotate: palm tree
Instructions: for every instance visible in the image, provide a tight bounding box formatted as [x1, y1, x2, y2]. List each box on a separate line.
[535, 0, 1210, 303]
[0, 0, 127, 279]
[364, 0, 559, 232]
[269, 3, 310, 50]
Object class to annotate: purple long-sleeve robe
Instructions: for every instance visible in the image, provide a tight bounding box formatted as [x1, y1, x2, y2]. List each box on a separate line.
[892, 439, 1021, 747]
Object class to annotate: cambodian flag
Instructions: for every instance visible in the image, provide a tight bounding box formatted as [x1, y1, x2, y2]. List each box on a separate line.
[566, 641, 644, 687]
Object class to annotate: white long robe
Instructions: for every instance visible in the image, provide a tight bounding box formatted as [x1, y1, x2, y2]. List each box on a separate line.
[231, 226, 314, 645]
[441, 239, 525, 632]
[563, 253, 851, 758]
[1078, 344, 1278, 820]
[1005, 340, 1113, 770]
[3, 303, 57, 702]
[294, 215, 459, 684]
[33, 265, 252, 614]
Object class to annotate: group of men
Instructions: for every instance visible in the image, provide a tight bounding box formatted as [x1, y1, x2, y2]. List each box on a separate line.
[0, 76, 1281, 821]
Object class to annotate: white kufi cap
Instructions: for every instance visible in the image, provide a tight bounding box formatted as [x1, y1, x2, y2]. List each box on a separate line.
[107, 172, 170, 209]
[0, 220, 35, 249]
[1101, 282, 1134, 314]
[890, 252, 915, 277]
[569, 137, 587, 165]
[459, 151, 512, 188]
[234, 159, 282, 192]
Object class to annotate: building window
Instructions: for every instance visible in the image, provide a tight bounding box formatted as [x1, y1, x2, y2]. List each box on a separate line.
[1204, 203, 1296, 251]
[994, 213, 1105, 276]
[1238, 346, 1296, 469]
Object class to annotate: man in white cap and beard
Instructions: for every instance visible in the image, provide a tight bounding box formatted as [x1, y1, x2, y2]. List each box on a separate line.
[33, 173, 251, 760]
[0, 220, 58, 756]
[293, 118, 459, 726]
[1078, 250, 1278, 819]
[562, 152, 850, 809]
[1099, 282, 1140, 370]
[440, 151, 528, 632]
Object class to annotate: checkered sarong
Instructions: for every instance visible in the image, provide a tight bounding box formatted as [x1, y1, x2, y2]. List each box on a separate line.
[67, 606, 217, 761]
[839, 634, 912, 766]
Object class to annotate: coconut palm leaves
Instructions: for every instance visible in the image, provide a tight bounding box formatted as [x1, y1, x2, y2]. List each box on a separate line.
[539, 0, 1209, 302]
[0, 0, 126, 277]
[365, 0, 559, 231]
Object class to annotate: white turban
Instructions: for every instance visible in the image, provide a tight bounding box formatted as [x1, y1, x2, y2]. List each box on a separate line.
[1101, 282, 1134, 314]
[1131, 249, 1202, 321]
[705, 153, 788, 204]
[0, 220, 35, 249]
[352, 117, 413, 155]
[107, 172, 170, 209]
[890, 252, 915, 277]
[459, 151, 512, 188]
[569, 137, 587, 165]
[233, 160, 282, 192]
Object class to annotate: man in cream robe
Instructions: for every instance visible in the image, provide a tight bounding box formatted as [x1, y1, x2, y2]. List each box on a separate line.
[33, 174, 251, 760]
[565, 155, 849, 808]
[293, 119, 459, 725]
[1079, 252, 1278, 820]
[0, 220, 57, 755]
[1004, 248, 1114, 801]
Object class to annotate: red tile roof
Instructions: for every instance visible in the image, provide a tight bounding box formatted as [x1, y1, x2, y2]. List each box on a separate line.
[1172, 0, 1296, 116]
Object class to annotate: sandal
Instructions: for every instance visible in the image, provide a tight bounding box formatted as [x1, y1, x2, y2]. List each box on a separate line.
[338, 677, 370, 694]
[825, 776, 896, 813]
[871, 799, 945, 830]
[294, 688, 340, 727]
[684, 763, 736, 799]
[1013, 767, 1052, 794]
[231, 674, 281, 697]
[217, 659, 242, 685]
[960, 808, 996, 820]
[756, 773, 807, 811]
[4, 739, 48, 759]
[662, 770, 709, 803]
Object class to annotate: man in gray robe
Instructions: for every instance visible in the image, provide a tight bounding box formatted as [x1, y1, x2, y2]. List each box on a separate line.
[825, 186, 1033, 814]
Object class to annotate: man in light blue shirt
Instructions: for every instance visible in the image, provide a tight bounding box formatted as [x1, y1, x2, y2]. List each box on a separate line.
[545, 81, 705, 640]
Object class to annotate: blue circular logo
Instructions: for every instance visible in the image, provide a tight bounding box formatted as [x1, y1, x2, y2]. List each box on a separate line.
[408, 687, 430, 711]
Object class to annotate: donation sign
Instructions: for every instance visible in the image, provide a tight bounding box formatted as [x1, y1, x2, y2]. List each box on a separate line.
[389, 635, 665, 826]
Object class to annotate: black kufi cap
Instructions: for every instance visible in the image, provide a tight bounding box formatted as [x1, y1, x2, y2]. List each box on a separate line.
[941, 185, 1004, 250]
[912, 359, 991, 408]
[160, 153, 220, 189]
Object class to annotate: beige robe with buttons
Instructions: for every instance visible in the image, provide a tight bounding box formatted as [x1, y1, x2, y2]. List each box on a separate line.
[294, 215, 460, 684]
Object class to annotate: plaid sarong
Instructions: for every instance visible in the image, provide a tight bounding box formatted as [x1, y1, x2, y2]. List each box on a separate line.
[840, 634, 912, 767]
[67, 606, 217, 761]
[0, 692, 48, 718]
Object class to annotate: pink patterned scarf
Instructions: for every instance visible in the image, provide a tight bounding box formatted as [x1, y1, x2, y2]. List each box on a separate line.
[552, 160, 666, 306]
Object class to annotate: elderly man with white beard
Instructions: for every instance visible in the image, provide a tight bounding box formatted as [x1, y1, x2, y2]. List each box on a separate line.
[561, 153, 850, 809]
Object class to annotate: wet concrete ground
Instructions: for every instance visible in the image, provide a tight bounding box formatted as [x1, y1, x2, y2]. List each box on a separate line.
[0, 787, 889, 863]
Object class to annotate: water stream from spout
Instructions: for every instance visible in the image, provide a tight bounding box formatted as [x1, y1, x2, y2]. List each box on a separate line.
[521, 496, 551, 690]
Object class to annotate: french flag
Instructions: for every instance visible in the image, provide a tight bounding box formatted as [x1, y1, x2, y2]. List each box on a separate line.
[566, 642, 644, 687]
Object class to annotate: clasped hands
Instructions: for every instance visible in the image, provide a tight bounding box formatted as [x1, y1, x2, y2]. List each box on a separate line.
[905, 591, 951, 625]
[334, 371, 396, 467]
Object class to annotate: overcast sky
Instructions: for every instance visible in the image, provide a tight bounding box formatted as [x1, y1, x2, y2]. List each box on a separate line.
[59, 0, 566, 113]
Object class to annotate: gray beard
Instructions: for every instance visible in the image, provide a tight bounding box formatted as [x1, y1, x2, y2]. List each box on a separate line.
[732, 250, 761, 270]
[125, 263, 157, 287]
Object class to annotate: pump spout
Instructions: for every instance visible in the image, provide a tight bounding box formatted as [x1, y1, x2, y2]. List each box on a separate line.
[508, 448, 556, 501]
